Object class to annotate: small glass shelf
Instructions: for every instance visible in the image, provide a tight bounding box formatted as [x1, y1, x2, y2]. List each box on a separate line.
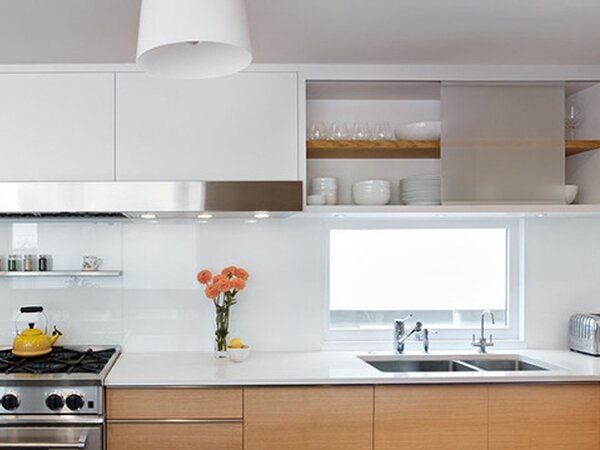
[0, 271, 123, 278]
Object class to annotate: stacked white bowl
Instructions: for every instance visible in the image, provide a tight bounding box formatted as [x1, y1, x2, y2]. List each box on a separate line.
[311, 177, 338, 205]
[352, 180, 391, 205]
[400, 175, 441, 205]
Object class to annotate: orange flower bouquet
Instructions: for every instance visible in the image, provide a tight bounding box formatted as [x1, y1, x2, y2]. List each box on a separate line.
[196, 266, 249, 358]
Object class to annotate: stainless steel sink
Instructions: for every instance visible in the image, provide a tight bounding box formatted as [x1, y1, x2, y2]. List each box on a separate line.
[459, 359, 549, 371]
[362, 359, 476, 373]
[360, 356, 552, 373]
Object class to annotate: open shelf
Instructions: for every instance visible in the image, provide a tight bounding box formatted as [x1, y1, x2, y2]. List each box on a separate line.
[300, 204, 600, 218]
[306, 140, 600, 159]
[0, 270, 123, 278]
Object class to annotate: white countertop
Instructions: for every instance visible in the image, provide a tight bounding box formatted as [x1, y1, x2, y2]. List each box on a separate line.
[105, 349, 600, 386]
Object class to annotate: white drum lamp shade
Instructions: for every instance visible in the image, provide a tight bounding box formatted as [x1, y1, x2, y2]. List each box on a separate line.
[136, 0, 253, 79]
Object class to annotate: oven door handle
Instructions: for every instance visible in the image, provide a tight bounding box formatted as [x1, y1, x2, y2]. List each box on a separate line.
[0, 430, 87, 449]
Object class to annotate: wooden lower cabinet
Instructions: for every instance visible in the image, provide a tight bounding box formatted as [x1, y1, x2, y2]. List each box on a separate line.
[488, 384, 600, 450]
[105, 384, 600, 450]
[107, 423, 242, 450]
[244, 386, 374, 450]
[375, 385, 488, 450]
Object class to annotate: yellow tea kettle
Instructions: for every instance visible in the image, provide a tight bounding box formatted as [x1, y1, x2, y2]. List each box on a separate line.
[12, 306, 62, 357]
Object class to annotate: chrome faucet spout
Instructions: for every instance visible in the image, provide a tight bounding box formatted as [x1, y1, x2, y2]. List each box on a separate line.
[472, 309, 495, 353]
[394, 318, 424, 354]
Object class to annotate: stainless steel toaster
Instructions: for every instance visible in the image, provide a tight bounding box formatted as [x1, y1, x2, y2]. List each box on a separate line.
[569, 313, 600, 356]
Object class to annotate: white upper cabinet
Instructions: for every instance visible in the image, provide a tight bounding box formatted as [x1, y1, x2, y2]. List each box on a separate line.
[0, 73, 115, 181]
[115, 72, 298, 181]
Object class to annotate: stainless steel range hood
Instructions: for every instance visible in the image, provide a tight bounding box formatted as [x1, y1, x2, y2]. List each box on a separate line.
[0, 181, 303, 219]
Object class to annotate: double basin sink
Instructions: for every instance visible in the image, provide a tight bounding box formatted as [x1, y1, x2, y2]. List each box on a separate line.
[360, 356, 550, 373]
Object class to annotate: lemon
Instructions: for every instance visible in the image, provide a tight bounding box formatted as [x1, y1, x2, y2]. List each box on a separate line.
[228, 338, 244, 349]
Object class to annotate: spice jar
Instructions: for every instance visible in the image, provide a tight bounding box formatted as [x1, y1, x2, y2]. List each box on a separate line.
[23, 255, 35, 272]
[7, 255, 19, 272]
[38, 254, 50, 272]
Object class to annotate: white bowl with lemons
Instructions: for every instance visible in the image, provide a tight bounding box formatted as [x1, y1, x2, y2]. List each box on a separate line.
[228, 338, 250, 362]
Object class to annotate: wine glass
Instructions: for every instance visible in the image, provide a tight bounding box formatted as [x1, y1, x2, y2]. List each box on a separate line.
[308, 121, 327, 140]
[352, 122, 372, 140]
[566, 104, 582, 140]
[327, 122, 350, 140]
[373, 122, 393, 140]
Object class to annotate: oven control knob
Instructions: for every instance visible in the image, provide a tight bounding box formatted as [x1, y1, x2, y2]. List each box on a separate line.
[45, 393, 64, 411]
[66, 394, 85, 411]
[1, 393, 19, 411]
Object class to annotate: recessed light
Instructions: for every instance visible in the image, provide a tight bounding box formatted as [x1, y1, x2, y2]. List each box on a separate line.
[197, 213, 213, 219]
[254, 211, 270, 219]
[140, 213, 156, 220]
[245, 219, 258, 224]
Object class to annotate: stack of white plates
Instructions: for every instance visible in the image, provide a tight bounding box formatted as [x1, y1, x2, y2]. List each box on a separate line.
[310, 177, 338, 205]
[400, 175, 441, 205]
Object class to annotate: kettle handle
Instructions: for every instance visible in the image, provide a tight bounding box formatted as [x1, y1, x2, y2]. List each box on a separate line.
[20, 306, 43, 314]
[15, 306, 48, 335]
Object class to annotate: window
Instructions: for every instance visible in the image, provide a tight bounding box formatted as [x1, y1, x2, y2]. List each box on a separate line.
[326, 221, 521, 341]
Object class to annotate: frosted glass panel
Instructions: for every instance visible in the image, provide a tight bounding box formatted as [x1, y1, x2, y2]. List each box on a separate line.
[441, 83, 565, 204]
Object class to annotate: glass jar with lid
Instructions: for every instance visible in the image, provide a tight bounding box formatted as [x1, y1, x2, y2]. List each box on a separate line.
[23, 255, 35, 272]
[7, 255, 20, 272]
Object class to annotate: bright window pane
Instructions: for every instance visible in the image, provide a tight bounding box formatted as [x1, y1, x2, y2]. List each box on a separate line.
[329, 228, 508, 330]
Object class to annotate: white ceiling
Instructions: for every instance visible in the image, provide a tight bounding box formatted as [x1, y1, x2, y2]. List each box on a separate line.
[1, 0, 600, 65]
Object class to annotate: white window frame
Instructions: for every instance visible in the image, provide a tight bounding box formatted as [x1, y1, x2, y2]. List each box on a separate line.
[323, 219, 523, 344]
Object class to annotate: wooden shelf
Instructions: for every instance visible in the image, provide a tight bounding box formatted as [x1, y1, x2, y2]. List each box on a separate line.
[0, 270, 122, 278]
[307, 140, 440, 159]
[306, 140, 600, 159]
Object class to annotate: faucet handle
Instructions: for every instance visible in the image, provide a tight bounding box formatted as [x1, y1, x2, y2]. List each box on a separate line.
[488, 334, 495, 346]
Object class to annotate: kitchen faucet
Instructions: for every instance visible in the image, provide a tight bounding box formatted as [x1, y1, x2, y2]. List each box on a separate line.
[394, 315, 429, 353]
[472, 309, 495, 353]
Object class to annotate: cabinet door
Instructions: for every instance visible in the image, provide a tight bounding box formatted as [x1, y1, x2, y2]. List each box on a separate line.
[489, 384, 599, 450]
[116, 72, 298, 181]
[0, 73, 114, 181]
[107, 423, 242, 450]
[375, 385, 487, 450]
[244, 386, 373, 450]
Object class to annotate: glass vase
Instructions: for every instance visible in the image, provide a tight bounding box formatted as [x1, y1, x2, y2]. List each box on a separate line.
[214, 300, 230, 359]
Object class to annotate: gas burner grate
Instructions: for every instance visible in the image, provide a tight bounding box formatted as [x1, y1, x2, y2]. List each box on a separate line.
[0, 347, 116, 375]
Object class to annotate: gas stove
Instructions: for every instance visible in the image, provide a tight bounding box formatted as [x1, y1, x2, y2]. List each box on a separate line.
[0, 346, 120, 416]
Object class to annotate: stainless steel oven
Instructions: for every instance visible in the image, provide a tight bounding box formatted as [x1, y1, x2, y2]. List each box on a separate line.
[0, 346, 120, 450]
[0, 421, 101, 450]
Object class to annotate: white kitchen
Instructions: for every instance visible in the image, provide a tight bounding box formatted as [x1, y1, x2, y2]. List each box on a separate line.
[1, 1, 600, 449]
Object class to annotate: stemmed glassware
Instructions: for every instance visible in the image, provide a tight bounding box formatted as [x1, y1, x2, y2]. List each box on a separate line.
[566, 104, 582, 140]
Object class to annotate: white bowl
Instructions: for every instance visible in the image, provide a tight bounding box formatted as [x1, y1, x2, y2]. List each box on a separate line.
[228, 346, 250, 362]
[565, 185, 579, 204]
[311, 177, 337, 188]
[395, 121, 441, 140]
[352, 180, 391, 189]
[352, 180, 391, 205]
[307, 194, 326, 206]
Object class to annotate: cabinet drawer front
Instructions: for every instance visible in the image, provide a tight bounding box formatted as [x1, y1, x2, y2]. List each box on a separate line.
[108, 423, 242, 450]
[107, 388, 242, 419]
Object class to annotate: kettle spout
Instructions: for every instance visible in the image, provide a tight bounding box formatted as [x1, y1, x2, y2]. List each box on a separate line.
[49, 326, 62, 346]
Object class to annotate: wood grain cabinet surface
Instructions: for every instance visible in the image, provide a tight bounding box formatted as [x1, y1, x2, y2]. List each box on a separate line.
[107, 423, 242, 450]
[106, 388, 243, 450]
[488, 384, 600, 450]
[106, 387, 243, 419]
[244, 386, 374, 450]
[375, 385, 488, 450]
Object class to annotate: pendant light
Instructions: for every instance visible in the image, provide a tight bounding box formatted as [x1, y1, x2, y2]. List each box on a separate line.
[136, 0, 253, 80]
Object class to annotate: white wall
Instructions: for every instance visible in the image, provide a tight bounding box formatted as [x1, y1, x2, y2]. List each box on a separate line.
[0, 217, 598, 352]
